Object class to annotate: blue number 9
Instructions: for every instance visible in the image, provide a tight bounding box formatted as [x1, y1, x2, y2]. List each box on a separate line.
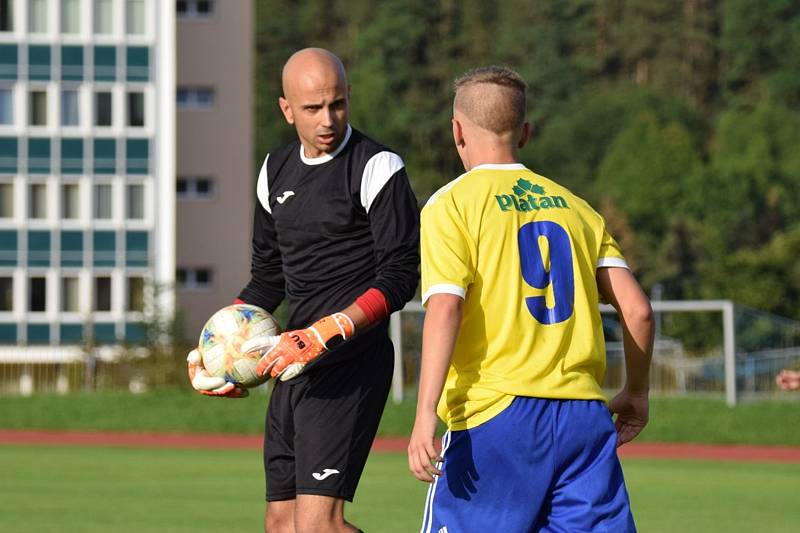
[518, 221, 574, 324]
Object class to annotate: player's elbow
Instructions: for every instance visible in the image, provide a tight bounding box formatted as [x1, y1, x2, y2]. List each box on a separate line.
[624, 299, 654, 330]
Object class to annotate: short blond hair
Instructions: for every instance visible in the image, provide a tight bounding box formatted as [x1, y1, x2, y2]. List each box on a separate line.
[453, 66, 527, 134]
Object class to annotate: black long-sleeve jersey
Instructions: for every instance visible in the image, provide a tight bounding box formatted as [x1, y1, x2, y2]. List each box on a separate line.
[238, 125, 419, 362]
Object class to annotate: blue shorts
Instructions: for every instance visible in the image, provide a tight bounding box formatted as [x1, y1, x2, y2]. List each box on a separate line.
[420, 397, 635, 533]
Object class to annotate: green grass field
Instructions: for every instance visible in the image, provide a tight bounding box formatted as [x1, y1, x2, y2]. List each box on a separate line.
[1, 444, 798, 533]
[2, 391, 800, 445]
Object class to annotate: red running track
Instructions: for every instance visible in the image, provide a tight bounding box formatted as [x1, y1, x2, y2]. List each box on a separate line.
[1, 429, 799, 463]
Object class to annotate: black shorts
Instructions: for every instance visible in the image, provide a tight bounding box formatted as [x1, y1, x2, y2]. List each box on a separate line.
[264, 337, 394, 502]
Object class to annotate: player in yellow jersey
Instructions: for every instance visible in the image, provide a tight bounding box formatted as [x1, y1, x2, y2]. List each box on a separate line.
[408, 66, 654, 532]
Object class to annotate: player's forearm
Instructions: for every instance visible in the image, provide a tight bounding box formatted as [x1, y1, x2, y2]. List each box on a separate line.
[597, 267, 654, 395]
[620, 302, 654, 395]
[340, 301, 370, 331]
[416, 294, 463, 414]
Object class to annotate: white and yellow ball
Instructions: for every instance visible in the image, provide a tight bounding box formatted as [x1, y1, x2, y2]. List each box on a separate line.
[198, 304, 281, 388]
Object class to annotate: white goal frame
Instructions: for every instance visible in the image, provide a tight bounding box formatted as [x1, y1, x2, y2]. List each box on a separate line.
[389, 300, 738, 406]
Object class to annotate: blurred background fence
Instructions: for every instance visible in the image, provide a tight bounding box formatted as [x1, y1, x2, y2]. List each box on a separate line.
[387, 300, 800, 406]
[1, 299, 799, 405]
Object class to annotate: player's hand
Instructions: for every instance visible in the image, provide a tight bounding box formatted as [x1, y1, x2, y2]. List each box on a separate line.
[408, 410, 443, 483]
[186, 349, 248, 398]
[776, 369, 800, 391]
[247, 312, 355, 381]
[609, 388, 649, 446]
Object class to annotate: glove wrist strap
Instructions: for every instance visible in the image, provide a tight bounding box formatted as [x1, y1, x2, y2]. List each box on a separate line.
[311, 312, 355, 349]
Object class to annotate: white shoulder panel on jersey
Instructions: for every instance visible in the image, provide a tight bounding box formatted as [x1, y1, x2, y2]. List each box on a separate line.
[360, 151, 405, 213]
[256, 154, 271, 214]
[424, 171, 470, 208]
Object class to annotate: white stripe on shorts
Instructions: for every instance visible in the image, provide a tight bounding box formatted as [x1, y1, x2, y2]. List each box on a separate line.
[421, 430, 452, 533]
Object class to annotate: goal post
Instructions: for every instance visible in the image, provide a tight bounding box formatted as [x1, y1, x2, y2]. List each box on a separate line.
[389, 299, 795, 408]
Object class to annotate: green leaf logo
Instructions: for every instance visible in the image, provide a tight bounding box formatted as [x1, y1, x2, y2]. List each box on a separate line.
[513, 178, 545, 196]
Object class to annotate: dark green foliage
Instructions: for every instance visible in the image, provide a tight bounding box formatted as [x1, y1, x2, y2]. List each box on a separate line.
[253, 0, 800, 320]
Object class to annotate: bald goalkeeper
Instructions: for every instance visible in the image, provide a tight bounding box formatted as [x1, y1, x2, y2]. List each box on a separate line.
[230, 48, 419, 532]
[408, 66, 653, 531]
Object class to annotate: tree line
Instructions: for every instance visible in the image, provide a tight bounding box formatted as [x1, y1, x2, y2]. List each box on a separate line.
[254, 0, 800, 324]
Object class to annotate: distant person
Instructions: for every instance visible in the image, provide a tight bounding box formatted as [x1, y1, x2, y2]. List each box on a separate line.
[188, 48, 419, 532]
[776, 369, 800, 390]
[408, 66, 654, 532]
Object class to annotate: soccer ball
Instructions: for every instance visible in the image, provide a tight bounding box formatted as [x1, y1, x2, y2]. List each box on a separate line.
[198, 304, 281, 388]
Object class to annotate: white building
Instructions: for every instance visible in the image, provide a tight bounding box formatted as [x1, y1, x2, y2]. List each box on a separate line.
[0, 0, 175, 357]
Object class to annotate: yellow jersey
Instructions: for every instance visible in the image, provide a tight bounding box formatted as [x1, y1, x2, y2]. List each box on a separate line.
[421, 163, 628, 430]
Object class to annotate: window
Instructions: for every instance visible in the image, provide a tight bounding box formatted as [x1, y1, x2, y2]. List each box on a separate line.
[176, 87, 214, 109]
[0, 182, 12, 217]
[0, 0, 12, 31]
[176, 267, 214, 289]
[126, 46, 149, 82]
[0, 88, 11, 124]
[61, 46, 83, 81]
[93, 231, 115, 266]
[27, 323, 50, 344]
[94, 0, 113, 34]
[0, 276, 11, 311]
[0, 137, 17, 173]
[60, 323, 82, 343]
[94, 91, 112, 126]
[0, 45, 17, 80]
[94, 276, 111, 311]
[61, 277, 79, 311]
[126, 138, 148, 174]
[61, 89, 79, 126]
[93, 184, 112, 219]
[29, 90, 47, 126]
[29, 183, 47, 218]
[176, 176, 215, 199]
[62, 183, 79, 219]
[127, 276, 144, 311]
[61, 138, 83, 174]
[126, 183, 143, 219]
[60, 230, 82, 266]
[29, 0, 48, 33]
[28, 45, 51, 81]
[94, 46, 116, 81]
[126, 0, 145, 35]
[126, 231, 148, 267]
[127, 91, 144, 126]
[94, 138, 115, 174]
[61, 0, 81, 34]
[0, 230, 17, 267]
[29, 277, 46, 312]
[28, 138, 50, 174]
[177, 0, 214, 18]
[28, 230, 50, 267]
[94, 323, 116, 342]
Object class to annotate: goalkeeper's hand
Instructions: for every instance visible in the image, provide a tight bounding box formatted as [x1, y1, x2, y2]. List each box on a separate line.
[186, 349, 249, 398]
[246, 312, 355, 381]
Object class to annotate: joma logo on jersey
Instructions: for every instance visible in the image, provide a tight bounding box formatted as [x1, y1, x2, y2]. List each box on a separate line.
[495, 178, 569, 212]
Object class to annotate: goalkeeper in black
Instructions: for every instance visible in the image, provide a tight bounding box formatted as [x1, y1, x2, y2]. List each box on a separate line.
[188, 48, 419, 533]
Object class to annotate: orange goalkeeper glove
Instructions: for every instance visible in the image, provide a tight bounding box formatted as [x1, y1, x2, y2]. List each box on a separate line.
[246, 312, 355, 381]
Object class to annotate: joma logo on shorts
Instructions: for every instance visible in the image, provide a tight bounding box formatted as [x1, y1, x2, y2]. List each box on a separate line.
[312, 468, 340, 480]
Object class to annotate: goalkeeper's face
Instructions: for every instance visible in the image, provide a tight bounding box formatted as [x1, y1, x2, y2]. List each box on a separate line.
[279, 51, 350, 159]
